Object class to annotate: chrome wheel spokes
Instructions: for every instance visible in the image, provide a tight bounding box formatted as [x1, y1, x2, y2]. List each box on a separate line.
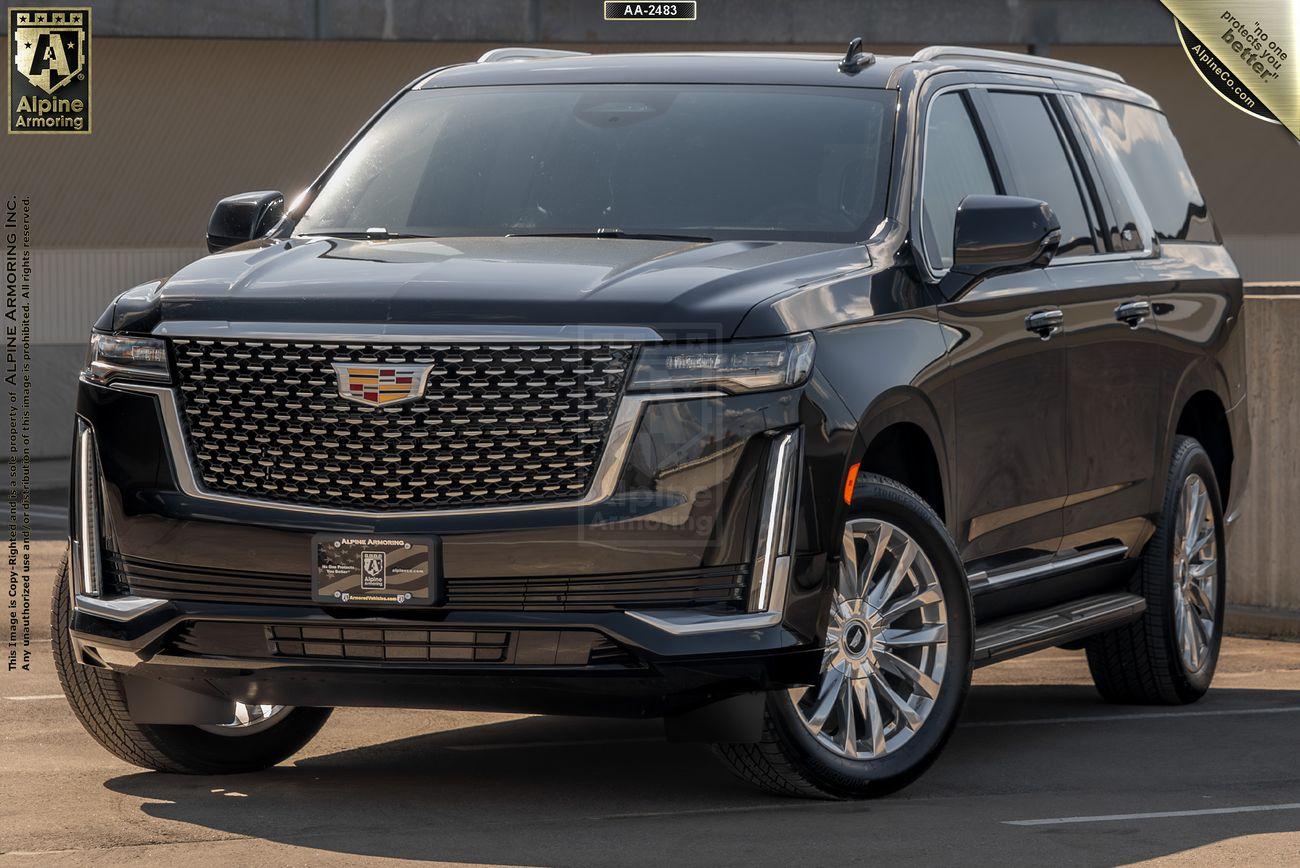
[1172, 473, 1218, 674]
[791, 518, 948, 760]
[199, 703, 290, 736]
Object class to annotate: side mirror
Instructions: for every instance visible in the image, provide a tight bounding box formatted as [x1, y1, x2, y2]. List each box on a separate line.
[938, 195, 1061, 298]
[206, 190, 285, 253]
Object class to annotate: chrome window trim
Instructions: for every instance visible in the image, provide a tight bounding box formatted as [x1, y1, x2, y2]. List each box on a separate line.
[151, 321, 664, 344]
[1046, 249, 1155, 267]
[913, 81, 1156, 288]
[96, 376, 723, 519]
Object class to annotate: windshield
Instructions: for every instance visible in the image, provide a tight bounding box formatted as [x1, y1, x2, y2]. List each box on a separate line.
[295, 84, 895, 243]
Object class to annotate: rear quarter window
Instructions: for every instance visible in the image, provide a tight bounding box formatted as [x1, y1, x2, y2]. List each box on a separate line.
[1083, 96, 1216, 243]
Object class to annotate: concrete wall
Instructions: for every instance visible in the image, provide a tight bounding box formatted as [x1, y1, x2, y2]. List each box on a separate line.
[28, 248, 206, 459]
[1229, 295, 1300, 633]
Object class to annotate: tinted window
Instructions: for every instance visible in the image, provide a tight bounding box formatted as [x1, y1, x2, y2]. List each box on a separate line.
[1065, 97, 1147, 252]
[920, 92, 998, 270]
[1084, 96, 1215, 242]
[297, 85, 894, 243]
[983, 91, 1097, 258]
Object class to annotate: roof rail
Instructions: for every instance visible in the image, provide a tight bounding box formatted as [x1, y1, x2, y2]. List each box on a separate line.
[478, 47, 590, 63]
[911, 46, 1125, 83]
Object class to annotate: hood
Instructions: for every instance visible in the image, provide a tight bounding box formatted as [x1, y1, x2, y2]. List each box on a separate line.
[109, 236, 873, 340]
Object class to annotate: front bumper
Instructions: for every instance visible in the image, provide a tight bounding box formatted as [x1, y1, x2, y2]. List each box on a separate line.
[68, 592, 824, 717]
[69, 361, 858, 717]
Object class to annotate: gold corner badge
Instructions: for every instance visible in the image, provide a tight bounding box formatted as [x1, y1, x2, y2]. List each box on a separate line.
[1162, 1, 1295, 137]
[8, 6, 91, 134]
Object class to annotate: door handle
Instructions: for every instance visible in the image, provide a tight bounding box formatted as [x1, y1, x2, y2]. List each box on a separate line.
[1024, 309, 1063, 340]
[1114, 300, 1151, 329]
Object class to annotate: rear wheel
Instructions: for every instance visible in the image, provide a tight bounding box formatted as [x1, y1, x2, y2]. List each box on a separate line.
[714, 474, 972, 798]
[1085, 436, 1226, 704]
[51, 550, 332, 773]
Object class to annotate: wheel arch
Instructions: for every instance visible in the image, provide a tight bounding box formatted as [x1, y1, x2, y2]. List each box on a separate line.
[1163, 358, 1234, 506]
[1173, 389, 1234, 506]
[852, 387, 951, 527]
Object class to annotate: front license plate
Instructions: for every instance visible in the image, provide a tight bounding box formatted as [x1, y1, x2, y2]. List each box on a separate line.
[312, 534, 439, 606]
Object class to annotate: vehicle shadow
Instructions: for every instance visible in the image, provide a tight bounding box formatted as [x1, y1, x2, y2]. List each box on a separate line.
[104, 683, 1300, 865]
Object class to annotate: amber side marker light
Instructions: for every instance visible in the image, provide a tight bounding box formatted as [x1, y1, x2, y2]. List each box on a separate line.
[843, 462, 861, 505]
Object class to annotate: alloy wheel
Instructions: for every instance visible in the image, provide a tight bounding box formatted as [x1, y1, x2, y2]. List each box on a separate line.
[790, 518, 949, 760]
[198, 703, 291, 736]
[1172, 472, 1218, 673]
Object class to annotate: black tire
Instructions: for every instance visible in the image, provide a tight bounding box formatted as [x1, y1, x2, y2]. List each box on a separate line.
[713, 473, 973, 798]
[51, 549, 332, 773]
[1085, 436, 1226, 704]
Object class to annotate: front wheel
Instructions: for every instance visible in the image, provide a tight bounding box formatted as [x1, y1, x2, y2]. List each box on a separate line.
[714, 474, 973, 798]
[51, 549, 332, 773]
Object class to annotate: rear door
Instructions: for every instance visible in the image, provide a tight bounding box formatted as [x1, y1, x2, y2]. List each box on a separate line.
[919, 86, 1068, 565]
[1081, 94, 1242, 508]
[977, 87, 1162, 556]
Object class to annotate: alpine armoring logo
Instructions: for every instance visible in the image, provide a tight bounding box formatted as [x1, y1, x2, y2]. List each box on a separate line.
[8, 7, 90, 134]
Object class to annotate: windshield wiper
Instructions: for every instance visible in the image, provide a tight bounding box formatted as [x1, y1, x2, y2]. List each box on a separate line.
[298, 229, 437, 240]
[507, 229, 713, 243]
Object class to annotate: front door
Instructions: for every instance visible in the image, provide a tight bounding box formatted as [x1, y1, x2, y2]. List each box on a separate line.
[916, 86, 1068, 564]
[938, 278, 1070, 563]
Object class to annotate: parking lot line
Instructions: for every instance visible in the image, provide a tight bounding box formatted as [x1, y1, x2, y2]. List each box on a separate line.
[963, 704, 1300, 728]
[3, 694, 66, 701]
[1006, 802, 1300, 826]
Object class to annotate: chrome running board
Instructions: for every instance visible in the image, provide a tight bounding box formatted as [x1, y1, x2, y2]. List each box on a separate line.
[973, 592, 1146, 666]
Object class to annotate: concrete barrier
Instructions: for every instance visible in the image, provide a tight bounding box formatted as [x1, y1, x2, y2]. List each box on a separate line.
[1226, 293, 1300, 636]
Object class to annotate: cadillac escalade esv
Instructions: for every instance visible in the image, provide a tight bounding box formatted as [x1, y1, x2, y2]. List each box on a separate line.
[55, 44, 1250, 798]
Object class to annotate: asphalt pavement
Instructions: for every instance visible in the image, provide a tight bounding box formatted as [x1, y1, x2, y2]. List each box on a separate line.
[4, 539, 1300, 866]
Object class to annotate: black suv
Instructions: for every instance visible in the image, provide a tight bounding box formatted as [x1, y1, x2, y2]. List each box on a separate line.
[56, 44, 1249, 797]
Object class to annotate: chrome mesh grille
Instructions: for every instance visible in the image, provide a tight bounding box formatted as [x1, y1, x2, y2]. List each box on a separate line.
[169, 339, 634, 510]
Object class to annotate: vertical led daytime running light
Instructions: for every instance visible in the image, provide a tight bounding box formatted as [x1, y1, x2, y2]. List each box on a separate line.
[77, 425, 102, 597]
[750, 429, 801, 613]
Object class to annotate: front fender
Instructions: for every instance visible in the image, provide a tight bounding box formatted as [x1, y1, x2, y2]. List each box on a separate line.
[812, 312, 952, 531]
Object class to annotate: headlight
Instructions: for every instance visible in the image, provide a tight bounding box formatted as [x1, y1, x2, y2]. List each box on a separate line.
[629, 334, 815, 394]
[83, 333, 170, 384]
